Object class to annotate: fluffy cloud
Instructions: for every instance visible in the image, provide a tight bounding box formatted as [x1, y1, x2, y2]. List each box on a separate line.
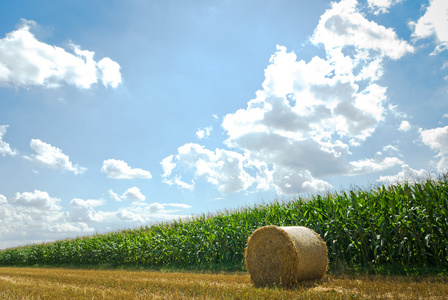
[113, 202, 192, 224]
[163, 143, 254, 193]
[163, 0, 408, 195]
[101, 159, 152, 179]
[109, 187, 146, 202]
[11, 190, 61, 211]
[196, 126, 213, 139]
[161, 155, 176, 178]
[97, 57, 122, 88]
[0, 194, 6, 204]
[367, 0, 403, 15]
[377, 164, 429, 184]
[223, 47, 389, 146]
[108, 189, 121, 202]
[0, 125, 18, 157]
[162, 174, 195, 191]
[121, 187, 146, 201]
[410, 0, 448, 55]
[420, 126, 448, 171]
[399, 120, 412, 132]
[348, 154, 403, 175]
[312, 0, 413, 60]
[27, 139, 86, 174]
[69, 198, 106, 222]
[115, 208, 146, 223]
[147, 202, 191, 214]
[0, 19, 121, 89]
[161, 155, 196, 191]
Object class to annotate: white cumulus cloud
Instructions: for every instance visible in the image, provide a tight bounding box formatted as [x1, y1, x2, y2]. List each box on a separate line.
[196, 126, 213, 139]
[312, 0, 414, 60]
[161, 155, 176, 178]
[121, 187, 146, 201]
[101, 159, 152, 179]
[0, 19, 122, 89]
[367, 0, 403, 15]
[163, 0, 411, 195]
[162, 175, 195, 191]
[165, 143, 254, 193]
[399, 120, 411, 132]
[420, 125, 448, 171]
[147, 202, 191, 214]
[109, 187, 147, 201]
[377, 164, 429, 184]
[97, 57, 122, 88]
[11, 190, 61, 211]
[168, 144, 252, 193]
[27, 139, 86, 175]
[0, 194, 6, 204]
[108, 189, 121, 202]
[69, 198, 106, 222]
[410, 0, 448, 55]
[348, 154, 403, 175]
[0, 125, 18, 157]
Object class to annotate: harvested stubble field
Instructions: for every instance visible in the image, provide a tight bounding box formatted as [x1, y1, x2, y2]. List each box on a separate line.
[0, 267, 447, 299]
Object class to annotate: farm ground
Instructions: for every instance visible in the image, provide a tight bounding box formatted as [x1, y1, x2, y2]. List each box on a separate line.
[0, 267, 447, 299]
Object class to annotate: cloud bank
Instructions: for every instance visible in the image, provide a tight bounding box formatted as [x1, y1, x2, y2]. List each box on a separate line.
[0, 190, 191, 249]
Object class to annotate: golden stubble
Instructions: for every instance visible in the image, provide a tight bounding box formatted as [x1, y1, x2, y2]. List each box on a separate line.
[0, 267, 447, 299]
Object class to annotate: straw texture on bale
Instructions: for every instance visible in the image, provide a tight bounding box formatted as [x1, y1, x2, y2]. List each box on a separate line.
[245, 225, 328, 287]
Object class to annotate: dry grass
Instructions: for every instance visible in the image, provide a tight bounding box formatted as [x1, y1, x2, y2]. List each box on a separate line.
[0, 267, 447, 299]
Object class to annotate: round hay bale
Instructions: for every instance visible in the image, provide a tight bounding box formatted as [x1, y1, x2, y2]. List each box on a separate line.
[245, 225, 328, 287]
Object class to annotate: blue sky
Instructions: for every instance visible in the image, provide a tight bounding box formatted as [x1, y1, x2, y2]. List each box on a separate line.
[0, 0, 447, 249]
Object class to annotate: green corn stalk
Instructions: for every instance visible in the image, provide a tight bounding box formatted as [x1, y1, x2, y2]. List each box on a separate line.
[1, 175, 447, 269]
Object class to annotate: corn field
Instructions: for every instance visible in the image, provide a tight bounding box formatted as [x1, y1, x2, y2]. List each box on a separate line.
[0, 177, 447, 269]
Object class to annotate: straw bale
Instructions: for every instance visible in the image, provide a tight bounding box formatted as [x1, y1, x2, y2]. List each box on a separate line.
[245, 225, 328, 287]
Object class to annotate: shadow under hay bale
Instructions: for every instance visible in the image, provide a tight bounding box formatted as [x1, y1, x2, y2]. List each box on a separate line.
[245, 225, 328, 288]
